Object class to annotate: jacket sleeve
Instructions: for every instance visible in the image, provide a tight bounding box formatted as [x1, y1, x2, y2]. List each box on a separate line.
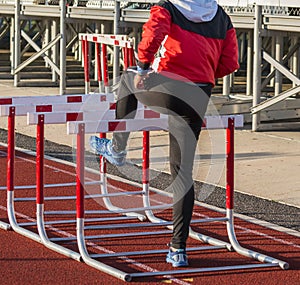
[137, 5, 171, 69]
[215, 27, 240, 78]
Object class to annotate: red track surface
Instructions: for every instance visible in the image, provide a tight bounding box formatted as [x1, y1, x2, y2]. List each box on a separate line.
[0, 145, 299, 285]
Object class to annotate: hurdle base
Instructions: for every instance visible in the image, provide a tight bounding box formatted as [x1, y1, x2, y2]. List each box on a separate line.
[0, 221, 11, 230]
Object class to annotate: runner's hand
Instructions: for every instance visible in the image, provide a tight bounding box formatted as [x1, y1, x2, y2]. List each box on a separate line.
[134, 74, 148, 89]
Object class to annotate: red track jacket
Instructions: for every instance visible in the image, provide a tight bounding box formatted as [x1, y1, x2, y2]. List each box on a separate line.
[137, 0, 240, 85]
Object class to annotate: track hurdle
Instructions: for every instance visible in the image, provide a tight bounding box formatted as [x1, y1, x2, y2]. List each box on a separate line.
[77, 35, 238, 249]
[0, 93, 114, 259]
[68, 115, 289, 282]
[0, 93, 114, 194]
[26, 108, 170, 243]
[0, 91, 163, 231]
[0, 94, 106, 231]
[70, 117, 237, 250]
[4, 98, 170, 261]
[25, 102, 243, 266]
[79, 33, 136, 93]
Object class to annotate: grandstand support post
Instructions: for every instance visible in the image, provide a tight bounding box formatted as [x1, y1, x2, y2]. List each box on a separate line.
[113, 0, 121, 85]
[252, 4, 262, 131]
[223, 75, 230, 96]
[246, 30, 253, 96]
[94, 23, 100, 83]
[297, 36, 300, 80]
[275, 35, 283, 96]
[292, 36, 299, 88]
[59, 0, 67, 95]
[44, 20, 50, 68]
[10, 17, 14, 73]
[269, 36, 275, 88]
[13, 0, 20, 86]
[51, 20, 58, 82]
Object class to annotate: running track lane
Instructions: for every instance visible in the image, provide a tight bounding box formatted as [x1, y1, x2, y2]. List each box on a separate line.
[0, 145, 299, 285]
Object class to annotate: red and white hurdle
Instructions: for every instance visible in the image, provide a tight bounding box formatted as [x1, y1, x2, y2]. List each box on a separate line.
[79, 33, 136, 94]
[0, 93, 112, 258]
[67, 114, 288, 281]
[1, 93, 164, 259]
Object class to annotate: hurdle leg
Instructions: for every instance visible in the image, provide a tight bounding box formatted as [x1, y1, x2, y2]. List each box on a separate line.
[141, 130, 162, 222]
[6, 107, 40, 241]
[141, 130, 175, 223]
[75, 123, 132, 282]
[225, 118, 289, 269]
[0, 107, 16, 231]
[82, 37, 90, 94]
[35, 115, 81, 261]
[98, 132, 146, 221]
[141, 130, 232, 249]
[101, 43, 110, 93]
[95, 42, 104, 92]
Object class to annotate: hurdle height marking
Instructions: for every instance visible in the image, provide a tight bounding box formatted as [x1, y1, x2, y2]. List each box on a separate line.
[226, 117, 234, 210]
[7, 107, 15, 195]
[36, 114, 44, 205]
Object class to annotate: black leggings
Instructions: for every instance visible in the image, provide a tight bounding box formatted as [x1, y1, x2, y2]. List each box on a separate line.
[113, 69, 212, 249]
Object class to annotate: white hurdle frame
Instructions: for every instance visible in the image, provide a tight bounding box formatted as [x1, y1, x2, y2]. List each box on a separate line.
[68, 115, 288, 282]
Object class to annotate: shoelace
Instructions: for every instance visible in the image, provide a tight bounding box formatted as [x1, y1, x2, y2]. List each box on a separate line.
[93, 138, 110, 155]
